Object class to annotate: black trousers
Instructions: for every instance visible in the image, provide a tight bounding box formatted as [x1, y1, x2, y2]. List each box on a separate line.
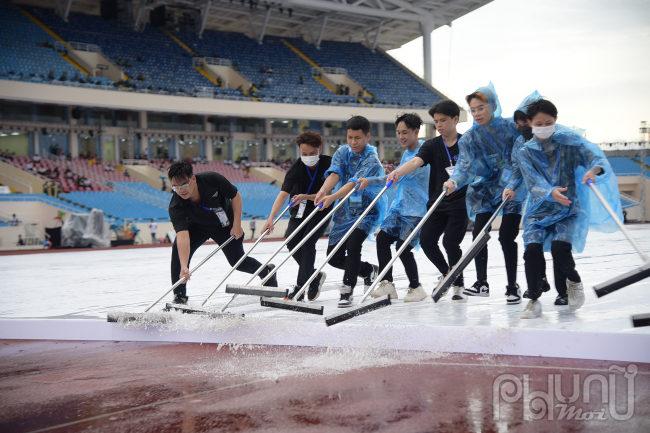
[286, 211, 331, 288]
[171, 225, 270, 297]
[420, 210, 469, 287]
[525, 241, 580, 300]
[473, 212, 521, 285]
[326, 228, 374, 289]
[376, 230, 419, 288]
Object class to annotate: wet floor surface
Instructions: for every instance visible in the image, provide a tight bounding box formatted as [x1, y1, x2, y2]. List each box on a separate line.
[1, 340, 649, 433]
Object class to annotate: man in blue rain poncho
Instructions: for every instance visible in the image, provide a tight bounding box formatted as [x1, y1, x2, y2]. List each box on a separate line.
[356, 113, 431, 302]
[516, 99, 622, 319]
[504, 91, 557, 303]
[315, 116, 386, 308]
[442, 83, 526, 305]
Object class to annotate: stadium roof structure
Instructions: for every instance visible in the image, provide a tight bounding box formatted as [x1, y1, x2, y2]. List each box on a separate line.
[21, 0, 492, 83]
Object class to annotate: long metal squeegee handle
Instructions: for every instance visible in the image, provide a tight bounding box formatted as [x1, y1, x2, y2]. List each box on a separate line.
[587, 179, 650, 262]
[198, 203, 293, 307]
[143, 234, 237, 312]
[359, 189, 447, 305]
[291, 181, 393, 302]
[217, 202, 325, 311]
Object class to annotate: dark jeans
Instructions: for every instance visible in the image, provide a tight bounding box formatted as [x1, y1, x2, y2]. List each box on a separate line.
[286, 211, 331, 288]
[171, 226, 270, 297]
[326, 228, 374, 289]
[420, 210, 468, 287]
[376, 230, 419, 289]
[525, 241, 580, 300]
[473, 212, 521, 285]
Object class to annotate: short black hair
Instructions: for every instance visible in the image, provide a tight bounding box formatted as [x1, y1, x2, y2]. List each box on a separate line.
[168, 161, 193, 183]
[513, 110, 527, 123]
[395, 112, 423, 131]
[346, 115, 370, 135]
[428, 100, 460, 119]
[527, 99, 558, 120]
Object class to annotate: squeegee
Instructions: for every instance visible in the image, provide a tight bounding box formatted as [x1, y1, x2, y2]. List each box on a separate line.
[163, 202, 294, 315]
[263, 181, 394, 316]
[324, 188, 447, 326]
[431, 197, 510, 303]
[107, 234, 237, 322]
[587, 179, 650, 298]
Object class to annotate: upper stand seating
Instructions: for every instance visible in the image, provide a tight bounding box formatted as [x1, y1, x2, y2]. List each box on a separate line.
[0, 3, 85, 84]
[26, 6, 214, 94]
[288, 38, 443, 107]
[608, 157, 644, 175]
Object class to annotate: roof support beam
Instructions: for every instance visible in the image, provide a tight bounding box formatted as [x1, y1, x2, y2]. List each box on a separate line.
[420, 18, 434, 84]
[316, 16, 328, 49]
[63, 0, 73, 22]
[258, 8, 272, 44]
[306, 25, 316, 45]
[248, 16, 259, 41]
[53, 0, 65, 21]
[289, 0, 424, 22]
[199, 0, 212, 38]
[371, 20, 383, 52]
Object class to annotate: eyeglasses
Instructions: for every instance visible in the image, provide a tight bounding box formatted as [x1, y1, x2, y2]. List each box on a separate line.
[470, 105, 489, 115]
[171, 181, 191, 192]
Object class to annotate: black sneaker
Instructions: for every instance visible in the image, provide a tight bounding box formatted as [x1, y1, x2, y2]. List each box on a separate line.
[506, 283, 522, 305]
[262, 264, 278, 287]
[308, 272, 326, 301]
[464, 281, 490, 297]
[524, 278, 550, 299]
[554, 294, 568, 306]
[337, 284, 353, 308]
[286, 285, 304, 302]
[364, 264, 379, 290]
[172, 294, 188, 304]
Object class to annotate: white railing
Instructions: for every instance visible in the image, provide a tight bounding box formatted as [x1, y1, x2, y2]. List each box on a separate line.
[600, 141, 650, 151]
[54, 40, 68, 53]
[322, 66, 347, 75]
[69, 41, 101, 53]
[194, 57, 232, 67]
[195, 86, 215, 98]
[620, 192, 640, 207]
[122, 159, 150, 165]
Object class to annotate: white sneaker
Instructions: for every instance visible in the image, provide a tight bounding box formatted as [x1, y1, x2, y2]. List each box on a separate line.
[371, 280, 398, 299]
[451, 285, 467, 303]
[567, 279, 585, 310]
[434, 275, 451, 297]
[404, 285, 427, 303]
[520, 299, 542, 319]
[337, 284, 353, 308]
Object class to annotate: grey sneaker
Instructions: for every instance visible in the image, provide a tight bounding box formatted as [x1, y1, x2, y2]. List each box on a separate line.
[567, 279, 585, 310]
[371, 280, 398, 299]
[520, 299, 542, 319]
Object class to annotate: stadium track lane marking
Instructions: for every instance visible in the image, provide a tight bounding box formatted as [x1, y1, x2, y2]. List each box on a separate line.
[26, 378, 273, 433]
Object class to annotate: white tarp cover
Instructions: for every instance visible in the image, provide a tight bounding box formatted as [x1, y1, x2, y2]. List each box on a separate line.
[61, 209, 109, 248]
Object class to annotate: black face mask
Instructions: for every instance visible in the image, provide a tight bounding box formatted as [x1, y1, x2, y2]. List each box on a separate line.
[518, 125, 534, 141]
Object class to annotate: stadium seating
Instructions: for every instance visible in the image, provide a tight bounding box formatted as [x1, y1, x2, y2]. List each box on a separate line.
[608, 157, 643, 176]
[60, 190, 169, 221]
[288, 38, 442, 107]
[0, 3, 85, 84]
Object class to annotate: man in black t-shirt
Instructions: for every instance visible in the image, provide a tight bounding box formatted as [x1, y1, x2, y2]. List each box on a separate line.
[167, 161, 277, 305]
[387, 100, 469, 303]
[262, 130, 333, 301]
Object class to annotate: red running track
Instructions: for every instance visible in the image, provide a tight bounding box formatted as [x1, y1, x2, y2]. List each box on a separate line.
[1, 340, 648, 432]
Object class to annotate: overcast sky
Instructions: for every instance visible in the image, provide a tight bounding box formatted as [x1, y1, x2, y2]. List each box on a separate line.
[387, 0, 650, 143]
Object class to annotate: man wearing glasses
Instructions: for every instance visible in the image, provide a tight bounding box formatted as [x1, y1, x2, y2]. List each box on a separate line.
[167, 161, 277, 305]
[443, 83, 525, 305]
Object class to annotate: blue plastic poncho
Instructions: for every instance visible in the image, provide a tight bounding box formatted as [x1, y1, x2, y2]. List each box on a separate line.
[508, 90, 543, 194]
[517, 127, 622, 253]
[325, 144, 387, 245]
[365, 144, 430, 247]
[450, 83, 523, 219]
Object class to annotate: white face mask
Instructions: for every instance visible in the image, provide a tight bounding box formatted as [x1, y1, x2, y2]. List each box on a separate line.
[301, 153, 320, 167]
[532, 124, 555, 140]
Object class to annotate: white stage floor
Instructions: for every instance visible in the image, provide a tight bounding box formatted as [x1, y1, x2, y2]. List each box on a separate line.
[1, 226, 649, 362]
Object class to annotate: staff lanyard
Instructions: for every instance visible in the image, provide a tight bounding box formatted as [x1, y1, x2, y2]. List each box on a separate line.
[442, 134, 460, 166]
[305, 161, 319, 194]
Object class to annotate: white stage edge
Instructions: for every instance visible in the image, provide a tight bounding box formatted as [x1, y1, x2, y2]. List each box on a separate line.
[2, 318, 649, 363]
